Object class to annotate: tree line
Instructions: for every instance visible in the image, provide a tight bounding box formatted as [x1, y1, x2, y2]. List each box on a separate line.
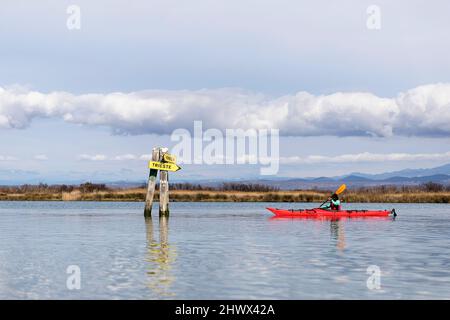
[1, 181, 449, 194]
[0, 182, 109, 194]
[169, 182, 280, 192]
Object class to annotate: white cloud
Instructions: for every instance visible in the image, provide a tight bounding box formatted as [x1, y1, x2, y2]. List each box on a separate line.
[33, 154, 48, 161]
[1, 83, 450, 137]
[281, 151, 450, 164]
[78, 154, 108, 161]
[75, 151, 450, 165]
[78, 154, 149, 161]
[139, 154, 152, 160]
[0, 155, 16, 161]
[112, 154, 137, 161]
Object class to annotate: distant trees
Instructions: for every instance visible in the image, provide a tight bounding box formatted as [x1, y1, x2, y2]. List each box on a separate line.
[169, 182, 279, 192]
[170, 183, 214, 191]
[421, 182, 446, 192]
[221, 183, 279, 192]
[0, 181, 449, 195]
[0, 182, 108, 194]
[353, 182, 450, 194]
[0, 183, 73, 194]
[78, 182, 108, 193]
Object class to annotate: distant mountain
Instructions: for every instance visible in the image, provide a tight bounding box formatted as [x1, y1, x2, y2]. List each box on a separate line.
[347, 163, 450, 180]
[311, 176, 335, 182]
[382, 174, 450, 183]
[238, 173, 450, 190]
[341, 175, 373, 182]
[2, 163, 450, 190]
[88, 168, 450, 190]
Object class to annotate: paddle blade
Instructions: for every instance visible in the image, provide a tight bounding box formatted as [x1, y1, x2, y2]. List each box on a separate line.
[335, 184, 346, 195]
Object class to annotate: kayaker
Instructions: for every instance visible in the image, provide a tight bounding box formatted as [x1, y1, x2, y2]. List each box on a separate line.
[320, 193, 341, 211]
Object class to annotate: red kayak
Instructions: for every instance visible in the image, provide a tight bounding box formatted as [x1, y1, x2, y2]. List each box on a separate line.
[267, 207, 396, 218]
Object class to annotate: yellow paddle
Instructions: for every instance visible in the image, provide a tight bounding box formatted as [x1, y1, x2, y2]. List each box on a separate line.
[319, 184, 346, 208]
[335, 184, 347, 195]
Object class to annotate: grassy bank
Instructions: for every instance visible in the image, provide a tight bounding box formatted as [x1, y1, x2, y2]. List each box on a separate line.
[1, 184, 449, 203]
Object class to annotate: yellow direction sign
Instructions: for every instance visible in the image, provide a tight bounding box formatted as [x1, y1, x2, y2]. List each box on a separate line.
[149, 161, 181, 172]
[163, 153, 177, 163]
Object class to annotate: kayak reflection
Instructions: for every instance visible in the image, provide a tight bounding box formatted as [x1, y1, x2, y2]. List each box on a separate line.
[145, 216, 177, 297]
[268, 216, 346, 250]
[269, 215, 394, 251]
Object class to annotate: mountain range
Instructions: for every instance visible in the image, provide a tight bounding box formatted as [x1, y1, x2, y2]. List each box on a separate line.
[343, 163, 450, 180]
[240, 163, 450, 190]
[1, 163, 450, 189]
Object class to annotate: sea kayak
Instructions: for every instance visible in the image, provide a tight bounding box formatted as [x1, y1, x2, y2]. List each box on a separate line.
[267, 207, 396, 218]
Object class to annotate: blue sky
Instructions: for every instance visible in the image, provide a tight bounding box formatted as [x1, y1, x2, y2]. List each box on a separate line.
[1, 0, 450, 183]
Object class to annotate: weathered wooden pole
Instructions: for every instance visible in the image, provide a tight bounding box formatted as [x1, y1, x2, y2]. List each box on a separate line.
[159, 148, 170, 217]
[144, 148, 160, 217]
[144, 147, 180, 218]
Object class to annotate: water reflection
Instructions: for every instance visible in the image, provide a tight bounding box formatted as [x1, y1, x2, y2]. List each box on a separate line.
[270, 216, 349, 250]
[330, 220, 346, 251]
[144, 217, 176, 297]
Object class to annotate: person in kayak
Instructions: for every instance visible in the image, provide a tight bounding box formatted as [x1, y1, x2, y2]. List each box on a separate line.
[320, 193, 341, 211]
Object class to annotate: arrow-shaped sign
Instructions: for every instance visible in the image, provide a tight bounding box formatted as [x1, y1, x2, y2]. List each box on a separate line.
[163, 153, 177, 163]
[148, 161, 181, 172]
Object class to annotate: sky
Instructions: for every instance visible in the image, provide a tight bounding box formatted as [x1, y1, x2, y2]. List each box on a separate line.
[1, 0, 450, 183]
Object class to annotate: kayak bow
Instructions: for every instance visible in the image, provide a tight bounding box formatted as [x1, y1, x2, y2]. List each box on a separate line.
[267, 207, 396, 218]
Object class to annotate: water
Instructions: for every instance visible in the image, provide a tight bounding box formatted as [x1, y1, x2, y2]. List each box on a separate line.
[0, 201, 449, 299]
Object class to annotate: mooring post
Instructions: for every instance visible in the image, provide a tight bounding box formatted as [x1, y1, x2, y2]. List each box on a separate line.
[144, 148, 160, 217]
[145, 146, 180, 218]
[159, 149, 170, 217]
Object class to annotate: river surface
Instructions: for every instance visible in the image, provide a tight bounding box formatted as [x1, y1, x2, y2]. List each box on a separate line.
[0, 201, 449, 299]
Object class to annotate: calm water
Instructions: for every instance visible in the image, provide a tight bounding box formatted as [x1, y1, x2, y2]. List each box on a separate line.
[0, 201, 449, 299]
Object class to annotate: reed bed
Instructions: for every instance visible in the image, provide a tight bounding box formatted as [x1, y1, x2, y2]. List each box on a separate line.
[0, 184, 449, 203]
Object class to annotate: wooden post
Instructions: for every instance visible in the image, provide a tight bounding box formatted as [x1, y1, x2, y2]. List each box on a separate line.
[159, 170, 169, 217]
[144, 148, 160, 217]
[159, 149, 170, 217]
[144, 146, 179, 217]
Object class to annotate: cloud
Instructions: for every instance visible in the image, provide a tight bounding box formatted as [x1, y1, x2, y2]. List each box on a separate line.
[75, 151, 450, 165]
[1, 83, 450, 137]
[112, 154, 137, 161]
[0, 155, 16, 161]
[33, 154, 48, 161]
[78, 154, 108, 161]
[139, 154, 152, 160]
[78, 154, 147, 161]
[281, 151, 450, 164]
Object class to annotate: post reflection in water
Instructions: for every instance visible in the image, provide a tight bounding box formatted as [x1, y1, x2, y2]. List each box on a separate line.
[330, 220, 346, 251]
[144, 216, 177, 298]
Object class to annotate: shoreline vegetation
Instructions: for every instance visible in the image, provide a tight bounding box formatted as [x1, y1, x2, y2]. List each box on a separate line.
[0, 182, 449, 203]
